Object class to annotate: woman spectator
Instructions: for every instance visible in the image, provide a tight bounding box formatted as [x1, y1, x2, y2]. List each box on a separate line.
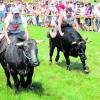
[0, 2, 5, 22]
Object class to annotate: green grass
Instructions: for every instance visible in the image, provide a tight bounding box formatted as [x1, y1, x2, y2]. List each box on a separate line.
[22, 0, 33, 2]
[8, 0, 100, 3]
[0, 25, 100, 100]
[21, 0, 100, 3]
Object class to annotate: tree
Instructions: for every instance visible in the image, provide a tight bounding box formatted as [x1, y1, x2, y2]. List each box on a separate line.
[94, 0, 96, 2]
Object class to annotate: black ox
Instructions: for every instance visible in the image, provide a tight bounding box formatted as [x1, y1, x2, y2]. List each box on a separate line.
[48, 25, 89, 73]
[0, 35, 39, 92]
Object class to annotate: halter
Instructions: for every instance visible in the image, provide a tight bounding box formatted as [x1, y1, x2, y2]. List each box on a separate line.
[23, 51, 32, 61]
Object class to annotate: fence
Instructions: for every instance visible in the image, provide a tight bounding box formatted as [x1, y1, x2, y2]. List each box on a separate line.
[24, 13, 100, 31]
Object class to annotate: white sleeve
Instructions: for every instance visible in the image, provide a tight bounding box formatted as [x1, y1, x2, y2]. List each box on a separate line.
[21, 16, 27, 29]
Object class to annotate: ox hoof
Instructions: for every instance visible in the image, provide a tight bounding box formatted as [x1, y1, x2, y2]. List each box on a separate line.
[67, 67, 71, 71]
[49, 61, 52, 65]
[7, 82, 12, 88]
[55, 58, 59, 62]
[27, 84, 32, 89]
[83, 69, 89, 74]
[55, 60, 58, 63]
[15, 90, 19, 94]
[7, 84, 12, 88]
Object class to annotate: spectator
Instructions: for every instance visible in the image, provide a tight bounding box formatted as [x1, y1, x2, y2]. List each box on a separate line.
[75, 2, 81, 29]
[84, 3, 92, 31]
[94, 3, 100, 32]
[0, 0, 99, 32]
[0, 2, 5, 22]
[56, 0, 65, 13]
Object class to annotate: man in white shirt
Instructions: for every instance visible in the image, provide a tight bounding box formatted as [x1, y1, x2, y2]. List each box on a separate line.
[94, 3, 100, 32]
[3, 7, 29, 44]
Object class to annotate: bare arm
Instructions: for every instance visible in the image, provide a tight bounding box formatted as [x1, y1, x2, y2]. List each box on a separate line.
[74, 18, 79, 31]
[21, 16, 29, 40]
[4, 25, 11, 44]
[24, 29, 29, 41]
[57, 15, 63, 34]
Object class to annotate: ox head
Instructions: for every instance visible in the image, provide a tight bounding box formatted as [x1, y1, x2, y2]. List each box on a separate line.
[72, 40, 87, 60]
[16, 40, 39, 67]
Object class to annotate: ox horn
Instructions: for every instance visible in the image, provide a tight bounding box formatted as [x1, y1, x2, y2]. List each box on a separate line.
[72, 41, 77, 45]
[36, 40, 46, 44]
[78, 41, 85, 45]
[16, 42, 24, 46]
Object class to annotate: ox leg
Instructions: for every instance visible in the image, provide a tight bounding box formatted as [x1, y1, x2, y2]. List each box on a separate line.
[20, 75, 25, 88]
[55, 48, 60, 62]
[11, 70, 20, 93]
[49, 46, 55, 64]
[81, 60, 89, 73]
[25, 69, 34, 88]
[1, 62, 12, 88]
[63, 53, 71, 71]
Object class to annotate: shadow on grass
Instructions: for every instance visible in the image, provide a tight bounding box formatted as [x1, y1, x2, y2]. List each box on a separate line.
[19, 82, 44, 96]
[31, 82, 44, 96]
[56, 60, 83, 71]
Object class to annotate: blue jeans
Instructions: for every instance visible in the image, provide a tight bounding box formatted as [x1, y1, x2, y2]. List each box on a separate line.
[36, 16, 39, 26]
[8, 31, 25, 40]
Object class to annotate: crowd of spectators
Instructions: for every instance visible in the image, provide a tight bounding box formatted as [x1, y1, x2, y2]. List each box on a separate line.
[0, 0, 100, 32]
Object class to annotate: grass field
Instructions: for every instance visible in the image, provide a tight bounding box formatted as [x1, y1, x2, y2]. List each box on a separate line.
[0, 26, 100, 100]
[7, 0, 100, 3]
[22, 0, 100, 3]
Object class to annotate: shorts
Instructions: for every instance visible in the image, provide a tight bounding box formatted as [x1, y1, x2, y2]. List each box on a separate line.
[8, 31, 25, 40]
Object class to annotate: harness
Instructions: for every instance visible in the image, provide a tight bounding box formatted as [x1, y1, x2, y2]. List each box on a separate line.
[19, 50, 32, 75]
[23, 51, 32, 61]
